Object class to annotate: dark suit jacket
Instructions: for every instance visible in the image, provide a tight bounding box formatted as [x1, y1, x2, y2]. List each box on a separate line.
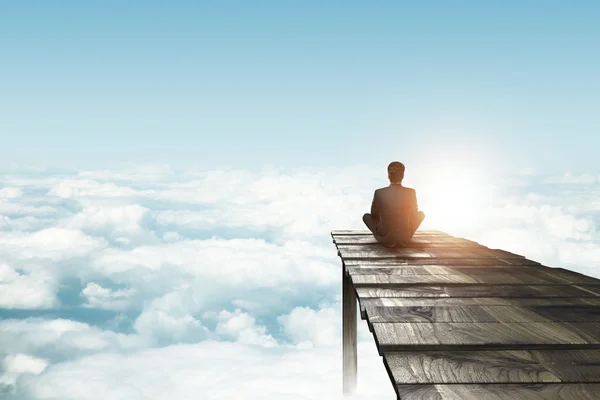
[370, 184, 418, 244]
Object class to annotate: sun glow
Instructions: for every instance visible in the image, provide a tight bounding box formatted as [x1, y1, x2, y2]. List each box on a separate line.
[411, 166, 493, 234]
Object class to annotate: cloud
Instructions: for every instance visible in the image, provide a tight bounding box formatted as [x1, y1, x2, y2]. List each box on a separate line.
[544, 172, 599, 184]
[1, 163, 600, 399]
[278, 306, 338, 348]
[1, 354, 48, 394]
[0, 228, 107, 261]
[49, 179, 139, 199]
[81, 282, 137, 311]
[0, 264, 57, 309]
[0, 318, 147, 362]
[215, 309, 278, 347]
[14, 340, 391, 400]
[0, 188, 23, 199]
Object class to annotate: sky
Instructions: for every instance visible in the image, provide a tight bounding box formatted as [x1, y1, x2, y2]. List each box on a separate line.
[2, 1, 600, 172]
[1, 2, 600, 399]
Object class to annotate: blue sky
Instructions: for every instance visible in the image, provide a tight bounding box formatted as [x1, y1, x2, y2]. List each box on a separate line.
[2, 1, 599, 172]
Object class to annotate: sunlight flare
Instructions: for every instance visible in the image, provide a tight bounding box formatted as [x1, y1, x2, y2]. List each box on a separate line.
[414, 166, 493, 233]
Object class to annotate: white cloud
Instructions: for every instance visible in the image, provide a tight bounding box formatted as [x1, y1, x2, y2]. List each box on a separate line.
[215, 309, 278, 347]
[1, 163, 600, 400]
[0, 354, 48, 393]
[0, 228, 107, 261]
[278, 306, 339, 348]
[81, 282, 137, 311]
[64, 204, 151, 235]
[0, 188, 23, 199]
[90, 238, 338, 290]
[49, 179, 139, 199]
[0, 264, 57, 309]
[0, 318, 147, 359]
[545, 172, 598, 184]
[133, 288, 209, 344]
[15, 340, 392, 400]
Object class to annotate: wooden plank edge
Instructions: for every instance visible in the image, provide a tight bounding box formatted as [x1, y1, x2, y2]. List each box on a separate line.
[375, 343, 600, 357]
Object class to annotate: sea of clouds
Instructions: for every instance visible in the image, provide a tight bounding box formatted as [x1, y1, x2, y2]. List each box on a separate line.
[0, 163, 599, 399]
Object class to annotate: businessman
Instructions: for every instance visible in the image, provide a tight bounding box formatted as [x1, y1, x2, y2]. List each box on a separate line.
[363, 161, 425, 247]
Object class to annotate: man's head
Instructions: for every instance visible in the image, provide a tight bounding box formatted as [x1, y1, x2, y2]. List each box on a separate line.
[387, 161, 405, 184]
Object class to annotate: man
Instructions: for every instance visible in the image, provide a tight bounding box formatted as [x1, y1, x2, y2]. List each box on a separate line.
[362, 161, 425, 247]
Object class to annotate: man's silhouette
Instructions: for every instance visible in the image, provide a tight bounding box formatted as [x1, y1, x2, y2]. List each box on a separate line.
[363, 161, 425, 247]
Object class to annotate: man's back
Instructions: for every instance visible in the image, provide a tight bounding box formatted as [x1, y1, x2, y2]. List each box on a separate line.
[362, 161, 424, 247]
[370, 185, 419, 245]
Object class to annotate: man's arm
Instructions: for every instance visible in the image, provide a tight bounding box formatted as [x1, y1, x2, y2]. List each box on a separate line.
[410, 189, 418, 215]
[371, 191, 380, 222]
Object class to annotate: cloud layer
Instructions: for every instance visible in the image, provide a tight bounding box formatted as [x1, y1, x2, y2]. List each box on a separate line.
[1, 164, 599, 399]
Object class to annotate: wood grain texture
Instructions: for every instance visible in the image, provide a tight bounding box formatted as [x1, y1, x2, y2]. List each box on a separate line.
[343, 258, 542, 266]
[355, 284, 600, 299]
[528, 306, 600, 322]
[347, 266, 453, 275]
[333, 237, 477, 246]
[331, 230, 446, 236]
[540, 268, 600, 285]
[373, 322, 595, 349]
[332, 230, 600, 397]
[337, 244, 501, 256]
[339, 250, 534, 262]
[359, 298, 600, 315]
[395, 383, 600, 400]
[366, 305, 557, 323]
[334, 233, 465, 239]
[384, 350, 561, 384]
[347, 266, 540, 275]
[578, 285, 600, 295]
[338, 247, 434, 259]
[342, 268, 357, 394]
[530, 350, 600, 383]
[350, 271, 571, 286]
[560, 322, 600, 343]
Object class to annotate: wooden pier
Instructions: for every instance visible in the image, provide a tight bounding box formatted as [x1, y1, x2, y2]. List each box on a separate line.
[332, 230, 600, 399]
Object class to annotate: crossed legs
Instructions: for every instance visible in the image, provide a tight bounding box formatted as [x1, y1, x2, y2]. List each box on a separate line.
[362, 211, 425, 244]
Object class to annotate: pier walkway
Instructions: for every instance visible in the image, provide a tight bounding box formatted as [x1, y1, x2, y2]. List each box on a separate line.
[332, 230, 600, 399]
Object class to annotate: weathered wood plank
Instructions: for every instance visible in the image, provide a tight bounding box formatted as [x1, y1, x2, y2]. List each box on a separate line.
[383, 350, 560, 384]
[333, 236, 477, 246]
[347, 266, 540, 275]
[348, 266, 451, 275]
[366, 305, 558, 323]
[366, 305, 495, 324]
[560, 322, 600, 343]
[372, 322, 596, 351]
[359, 298, 600, 318]
[577, 285, 600, 295]
[356, 284, 600, 299]
[338, 249, 530, 261]
[342, 266, 357, 394]
[336, 242, 518, 253]
[351, 271, 573, 286]
[338, 246, 434, 259]
[361, 297, 600, 309]
[541, 268, 600, 285]
[333, 229, 600, 397]
[337, 241, 480, 249]
[528, 306, 600, 322]
[348, 266, 594, 283]
[331, 230, 446, 236]
[542, 365, 600, 383]
[530, 350, 600, 383]
[395, 383, 600, 400]
[334, 240, 479, 249]
[343, 258, 542, 266]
